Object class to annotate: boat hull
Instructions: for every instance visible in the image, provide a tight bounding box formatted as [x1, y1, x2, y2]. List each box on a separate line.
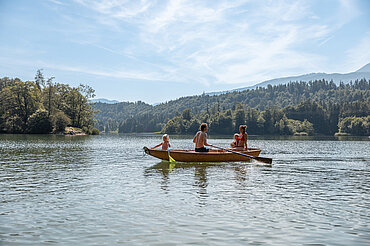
[144, 147, 261, 162]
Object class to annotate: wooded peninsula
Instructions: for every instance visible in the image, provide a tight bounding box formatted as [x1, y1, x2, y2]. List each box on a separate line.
[0, 70, 99, 135]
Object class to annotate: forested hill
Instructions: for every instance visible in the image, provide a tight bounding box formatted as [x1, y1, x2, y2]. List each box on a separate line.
[93, 79, 370, 135]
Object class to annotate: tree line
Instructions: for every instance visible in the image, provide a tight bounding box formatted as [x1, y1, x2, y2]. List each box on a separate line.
[161, 100, 369, 136]
[0, 70, 99, 134]
[93, 79, 369, 136]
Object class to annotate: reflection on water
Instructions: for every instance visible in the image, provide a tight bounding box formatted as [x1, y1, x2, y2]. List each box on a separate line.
[145, 161, 216, 194]
[1, 135, 93, 206]
[1, 134, 369, 245]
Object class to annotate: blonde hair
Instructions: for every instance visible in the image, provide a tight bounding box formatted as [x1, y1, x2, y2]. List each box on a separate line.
[163, 134, 169, 141]
[234, 133, 239, 139]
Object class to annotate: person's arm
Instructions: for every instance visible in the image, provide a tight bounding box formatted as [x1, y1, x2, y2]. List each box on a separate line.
[193, 132, 199, 143]
[244, 133, 248, 150]
[203, 133, 213, 147]
[152, 143, 162, 149]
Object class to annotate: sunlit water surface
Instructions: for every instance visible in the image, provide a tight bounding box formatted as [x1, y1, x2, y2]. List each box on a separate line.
[0, 134, 369, 245]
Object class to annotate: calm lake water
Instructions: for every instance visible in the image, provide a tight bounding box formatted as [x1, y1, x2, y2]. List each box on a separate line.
[1, 134, 369, 245]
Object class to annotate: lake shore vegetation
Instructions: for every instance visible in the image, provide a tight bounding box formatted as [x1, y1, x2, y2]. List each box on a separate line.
[93, 79, 369, 136]
[0, 70, 99, 135]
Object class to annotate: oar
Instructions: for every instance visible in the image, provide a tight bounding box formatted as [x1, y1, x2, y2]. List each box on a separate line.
[211, 145, 272, 164]
[168, 149, 176, 163]
[166, 135, 176, 163]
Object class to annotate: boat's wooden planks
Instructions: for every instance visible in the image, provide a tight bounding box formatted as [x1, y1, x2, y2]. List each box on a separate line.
[144, 147, 261, 162]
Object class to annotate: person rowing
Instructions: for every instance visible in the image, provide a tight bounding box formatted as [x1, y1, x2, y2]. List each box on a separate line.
[193, 123, 213, 152]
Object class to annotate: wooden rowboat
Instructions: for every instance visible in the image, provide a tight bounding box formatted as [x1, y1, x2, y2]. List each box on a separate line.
[143, 147, 262, 162]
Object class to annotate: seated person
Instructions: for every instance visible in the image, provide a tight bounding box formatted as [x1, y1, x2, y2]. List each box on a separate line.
[152, 134, 171, 150]
[230, 133, 239, 148]
[193, 123, 213, 152]
[235, 125, 248, 150]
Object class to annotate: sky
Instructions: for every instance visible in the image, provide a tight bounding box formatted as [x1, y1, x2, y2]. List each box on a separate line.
[0, 0, 369, 104]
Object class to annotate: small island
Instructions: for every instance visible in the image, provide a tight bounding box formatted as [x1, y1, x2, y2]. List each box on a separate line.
[0, 70, 99, 135]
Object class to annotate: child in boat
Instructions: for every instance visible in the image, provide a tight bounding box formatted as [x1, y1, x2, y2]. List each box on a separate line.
[152, 134, 171, 150]
[230, 133, 239, 148]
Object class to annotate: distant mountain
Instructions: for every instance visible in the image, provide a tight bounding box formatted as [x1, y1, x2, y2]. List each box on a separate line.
[208, 62, 370, 95]
[91, 98, 120, 104]
[356, 62, 370, 73]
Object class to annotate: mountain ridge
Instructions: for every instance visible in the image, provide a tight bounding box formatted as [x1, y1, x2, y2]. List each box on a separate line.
[92, 63, 370, 103]
[91, 98, 120, 104]
[207, 62, 370, 96]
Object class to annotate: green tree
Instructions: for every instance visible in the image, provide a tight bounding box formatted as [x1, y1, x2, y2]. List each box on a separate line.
[182, 108, 192, 121]
[4, 115, 23, 133]
[27, 109, 53, 134]
[234, 103, 245, 132]
[284, 100, 327, 134]
[34, 69, 45, 89]
[64, 84, 95, 128]
[43, 76, 56, 117]
[53, 111, 71, 132]
[0, 81, 42, 132]
[210, 112, 233, 134]
[286, 119, 314, 135]
[0, 73, 97, 134]
[338, 116, 369, 136]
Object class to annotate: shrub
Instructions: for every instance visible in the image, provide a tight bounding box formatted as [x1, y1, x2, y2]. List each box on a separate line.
[91, 128, 100, 135]
[53, 111, 71, 132]
[27, 109, 53, 134]
[334, 132, 350, 136]
[81, 126, 100, 135]
[82, 126, 89, 133]
[293, 132, 308, 136]
[4, 115, 24, 133]
[287, 119, 314, 135]
[337, 116, 370, 136]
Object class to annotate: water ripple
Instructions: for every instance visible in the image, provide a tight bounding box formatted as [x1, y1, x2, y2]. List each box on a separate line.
[0, 134, 369, 245]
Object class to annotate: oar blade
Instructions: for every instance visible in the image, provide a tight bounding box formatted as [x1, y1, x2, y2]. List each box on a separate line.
[168, 150, 176, 163]
[169, 154, 176, 163]
[254, 156, 273, 164]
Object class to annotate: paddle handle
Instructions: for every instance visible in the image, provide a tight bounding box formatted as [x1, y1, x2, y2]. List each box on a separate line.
[211, 145, 254, 158]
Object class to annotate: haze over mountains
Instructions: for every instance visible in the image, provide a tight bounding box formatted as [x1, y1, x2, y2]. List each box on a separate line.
[208, 63, 370, 96]
[91, 98, 120, 104]
[95, 63, 370, 104]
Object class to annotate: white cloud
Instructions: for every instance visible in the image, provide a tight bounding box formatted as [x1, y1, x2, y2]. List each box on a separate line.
[44, 63, 168, 82]
[48, 0, 65, 5]
[65, 0, 365, 86]
[0, 56, 168, 82]
[345, 32, 370, 72]
[336, 0, 361, 27]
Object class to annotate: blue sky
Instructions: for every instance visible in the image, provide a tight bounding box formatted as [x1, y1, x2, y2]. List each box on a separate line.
[0, 0, 369, 104]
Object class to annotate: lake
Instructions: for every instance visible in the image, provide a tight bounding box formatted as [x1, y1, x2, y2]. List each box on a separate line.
[1, 134, 369, 245]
